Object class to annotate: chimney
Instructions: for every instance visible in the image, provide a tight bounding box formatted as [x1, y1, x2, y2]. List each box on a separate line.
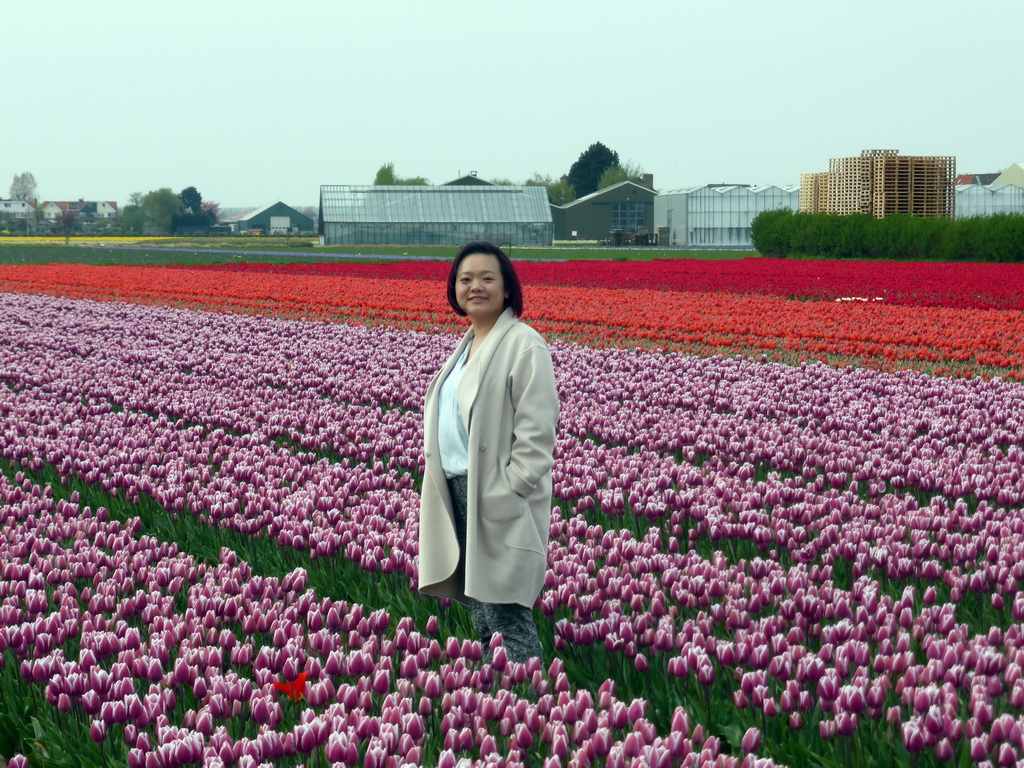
[642, 173, 654, 190]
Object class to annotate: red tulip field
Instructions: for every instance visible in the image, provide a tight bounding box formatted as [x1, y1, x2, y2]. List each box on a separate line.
[1, 256, 1024, 767]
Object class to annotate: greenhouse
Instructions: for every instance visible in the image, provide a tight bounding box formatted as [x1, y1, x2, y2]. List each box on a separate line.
[318, 185, 553, 246]
[956, 184, 1024, 218]
[654, 184, 799, 247]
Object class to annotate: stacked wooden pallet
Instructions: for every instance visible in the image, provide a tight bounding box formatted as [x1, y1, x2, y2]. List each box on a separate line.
[802, 150, 955, 219]
[828, 155, 873, 216]
[871, 154, 955, 218]
[799, 172, 829, 213]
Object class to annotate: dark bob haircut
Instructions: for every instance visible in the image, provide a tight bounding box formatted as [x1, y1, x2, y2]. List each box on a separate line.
[446, 241, 524, 317]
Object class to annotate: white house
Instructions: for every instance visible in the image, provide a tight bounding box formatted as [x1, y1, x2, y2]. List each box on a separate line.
[41, 200, 118, 221]
[0, 199, 36, 220]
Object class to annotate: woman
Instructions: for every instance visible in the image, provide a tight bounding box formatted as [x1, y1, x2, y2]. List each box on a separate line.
[419, 241, 559, 663]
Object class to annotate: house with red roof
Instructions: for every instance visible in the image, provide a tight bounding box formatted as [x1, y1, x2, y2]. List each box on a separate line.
[41, 200, 118, 223]
[955, 172, 1002, 186]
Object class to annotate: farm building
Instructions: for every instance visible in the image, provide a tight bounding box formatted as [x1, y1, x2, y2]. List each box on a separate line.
[318, 185, 553, 246]
[992, 162, 1024, 189]
[227, 202, 315, 235]
[654, 184, 799, 247]
[551, 180, 657, 242]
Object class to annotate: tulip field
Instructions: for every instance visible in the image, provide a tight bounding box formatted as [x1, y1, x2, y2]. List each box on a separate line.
[2, 256, 1024, 767]
[1, 258, 1023, 379]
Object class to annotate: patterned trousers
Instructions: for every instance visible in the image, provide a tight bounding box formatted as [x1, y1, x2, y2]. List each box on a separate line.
[446, 474, 544, 663]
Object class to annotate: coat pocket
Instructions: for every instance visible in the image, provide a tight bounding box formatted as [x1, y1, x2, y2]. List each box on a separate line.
[505, 513, 546, 554]
[479, 479, 529, 523]
[503, 464, 528, 499]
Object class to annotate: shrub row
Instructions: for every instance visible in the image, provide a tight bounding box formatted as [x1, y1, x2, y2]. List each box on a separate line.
[751, 209, 1024, 262]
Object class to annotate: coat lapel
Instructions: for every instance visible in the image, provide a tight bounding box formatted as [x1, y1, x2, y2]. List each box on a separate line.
[457, 308, 518, 430]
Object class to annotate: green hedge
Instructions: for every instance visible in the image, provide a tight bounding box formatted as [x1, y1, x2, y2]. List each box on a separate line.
[751, 209, 1024, 262]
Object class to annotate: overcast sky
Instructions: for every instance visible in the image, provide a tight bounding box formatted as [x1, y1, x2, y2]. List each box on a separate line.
[4, 0, 1019, 208]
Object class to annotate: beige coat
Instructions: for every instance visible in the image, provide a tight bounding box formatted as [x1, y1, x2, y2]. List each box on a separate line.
[418, 308, 559, 607]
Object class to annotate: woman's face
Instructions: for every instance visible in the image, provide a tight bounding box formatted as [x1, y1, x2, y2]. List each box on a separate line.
[456, 252, 508, 324]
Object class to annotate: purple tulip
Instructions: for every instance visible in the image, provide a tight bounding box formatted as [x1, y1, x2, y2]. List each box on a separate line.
[741, 727, 761, 754]
[935, 737, 954, 762]
[82, 690, 101, 716]
[836, 712, 857, 737]
[372, 669, 391, 696]
[12, 292, 1024, 768]
[90, 719, 107, 743]
[696, 663, 715, 686]
[971, 737, 989, 762]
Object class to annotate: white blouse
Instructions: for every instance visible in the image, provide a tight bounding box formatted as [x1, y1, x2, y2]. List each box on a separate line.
[437, 338, 473, 478]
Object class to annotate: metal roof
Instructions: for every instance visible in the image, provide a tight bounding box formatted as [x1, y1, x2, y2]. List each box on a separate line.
[235, 202, 280, 221]
[661, 184, 799, 196]
[319, 185, 551, 224]
[557, 180, 656, 209]
[956, 183, 1024, 194]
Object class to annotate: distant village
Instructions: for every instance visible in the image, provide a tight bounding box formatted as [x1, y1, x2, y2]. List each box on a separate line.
[0, 196, 318, 239]
[3, 152, 1023, 248]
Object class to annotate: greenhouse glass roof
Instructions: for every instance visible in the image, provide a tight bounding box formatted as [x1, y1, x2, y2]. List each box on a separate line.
[319, 185, 552, 224]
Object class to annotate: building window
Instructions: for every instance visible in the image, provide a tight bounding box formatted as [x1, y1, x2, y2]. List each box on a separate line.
[610, 202, 645, 233]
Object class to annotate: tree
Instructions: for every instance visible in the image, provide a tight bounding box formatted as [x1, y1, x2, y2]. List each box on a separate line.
[597, 160, 646, 191]
[373, 162, 428, 185]
[9, 172, 37, 203]
[118, 192, 146, 234]
[57, 208, 77, 244]
[173, 186, 217, 231]
[548, 178, 576, 206]
[750, 208, 793, 257]
[179, 186, 203, 215]
[201, 200, 221, 222]
[566, 142, 619, 199]
[374, 163, 398, 184]
[525, 172, 575, 205]
[140, 188, 182, 234]
[119, 205, 145, 234]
